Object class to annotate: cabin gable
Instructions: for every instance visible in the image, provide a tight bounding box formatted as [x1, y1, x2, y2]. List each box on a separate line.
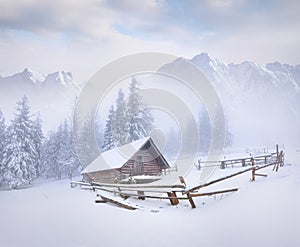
[120, 139, 169, 176]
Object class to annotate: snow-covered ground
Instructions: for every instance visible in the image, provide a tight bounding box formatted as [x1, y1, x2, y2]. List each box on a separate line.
[0, 148, 299, 247]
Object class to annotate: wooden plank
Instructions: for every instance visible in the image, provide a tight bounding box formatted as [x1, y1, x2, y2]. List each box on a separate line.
[254, 173, 267, 177]
[273, 162, 277, 171]
[186, 192, 196, 208]
[70, 181, 93, 187]
[179, 176, 196, 208]
[96, 190, 189, 200]
[190, 188, 238, 197]
[167, 192, 179, 205]
[99, 194, 139, 210]
[93, 184, 184, 194]
[187, 167, 253, 193]
[116, 187, 185, 193]
[179, 176, 186, 186]
[91, 181, 185, 189]
[255, 162, 276, 171]
[279, 151, 284, 167]
[95, 199, 107, 203]
[220, 161, 226, 169]
[191, 154, 273, 166]
[242, 159, 246, 167]
[275, 163, 279, 172]
[251, 167, 255, 181]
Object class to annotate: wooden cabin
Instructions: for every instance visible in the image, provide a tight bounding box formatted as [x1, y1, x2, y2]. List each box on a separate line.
[81, 137, 170, 183]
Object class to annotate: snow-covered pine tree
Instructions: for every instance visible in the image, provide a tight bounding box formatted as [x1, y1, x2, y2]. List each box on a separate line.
[40, 130, 60, 179]
[41, 120, 80, 180]
[31, 113, 44, 177]
[73, 115, 99, 168]
[95, 119, 104, 152]
[55, 123, 67, 179]
[1, 96, 37, 189]
[0, 109, 7, 185]
[57, 120, 80, 179]
[127, 76, 154, 142]
[102, 105, 115, 151]
[112, 89, 129, 146]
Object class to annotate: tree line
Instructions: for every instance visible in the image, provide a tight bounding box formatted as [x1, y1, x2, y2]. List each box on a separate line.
[0, 96, 81, 189]
[0, 78, 232, 189]
[0, 77, 155, 189]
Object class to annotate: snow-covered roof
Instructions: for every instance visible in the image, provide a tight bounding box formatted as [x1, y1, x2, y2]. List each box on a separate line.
[81, 137, 151, 174]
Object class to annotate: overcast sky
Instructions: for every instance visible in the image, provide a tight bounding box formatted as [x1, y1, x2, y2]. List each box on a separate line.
[1, 0, 300, 82]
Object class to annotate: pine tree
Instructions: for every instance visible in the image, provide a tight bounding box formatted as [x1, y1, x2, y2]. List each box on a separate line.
[57, 120, 80, 179]
[41, 120, 81, 180]
[102, 105, 115, 151]
[31, 114, 44, 177]
[95, 119, 104, 152]
[2, 96, 37, 189]
[40, 130, 59, 179]
[112, 89, 129, 146]
[127, 77, 154, 142]
[0, 109, 7, 185]
[73, 115, 99, 168]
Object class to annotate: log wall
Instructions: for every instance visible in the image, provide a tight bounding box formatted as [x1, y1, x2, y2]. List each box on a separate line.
[120, 148, 167, 176]
[83, 169, 122, 183]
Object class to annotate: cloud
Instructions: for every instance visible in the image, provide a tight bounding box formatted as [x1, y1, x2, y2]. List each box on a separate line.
[0, 0, 117, 39]
[0, 0, 299, 81]
[1, 0, 299, 43]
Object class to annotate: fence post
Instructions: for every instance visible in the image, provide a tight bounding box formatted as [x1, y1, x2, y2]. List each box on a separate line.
[221, 161, 225, 169]
[251, 157, 255, 181]
[281, 151, 284, 167]
[242, 159, 246, 167]
[167, 192, 179, 205]
[275, 144, 280, 172]
[179, 176, 196, 209]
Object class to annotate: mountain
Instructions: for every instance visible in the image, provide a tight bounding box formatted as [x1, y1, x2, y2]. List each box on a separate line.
[160, 53, 300, 146]
[2, 55, 300, 147]
[0, 68, 79, 89]
[0, 68, 80, 131]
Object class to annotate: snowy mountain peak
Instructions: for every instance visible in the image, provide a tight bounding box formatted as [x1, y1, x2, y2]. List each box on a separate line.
[192, 52, 212, 63]
[192, 52, 230, 73]
[21, 68, 45, 83]
[45, 71, 74, 87]
[0, 69, 79, 95]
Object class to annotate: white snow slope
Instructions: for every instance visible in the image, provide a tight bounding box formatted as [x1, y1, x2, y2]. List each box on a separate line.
[0, 149, 299, 247]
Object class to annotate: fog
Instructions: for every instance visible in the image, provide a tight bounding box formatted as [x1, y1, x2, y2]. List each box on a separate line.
[1, 62, 299, 153]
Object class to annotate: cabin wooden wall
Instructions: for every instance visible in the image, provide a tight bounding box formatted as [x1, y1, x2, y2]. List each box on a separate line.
[120, 148, 165, 176]
[83, 169, 122, 183]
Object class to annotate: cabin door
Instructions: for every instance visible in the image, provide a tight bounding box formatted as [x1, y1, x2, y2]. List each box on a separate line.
[133, 155, 143, 176]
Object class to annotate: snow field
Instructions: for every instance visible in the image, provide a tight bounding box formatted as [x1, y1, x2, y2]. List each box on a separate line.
[0, 149, 299, 247]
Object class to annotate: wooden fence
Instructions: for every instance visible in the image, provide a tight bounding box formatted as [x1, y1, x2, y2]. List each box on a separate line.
[195, 147, 281, 170]
[71, 145, 285, 210]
